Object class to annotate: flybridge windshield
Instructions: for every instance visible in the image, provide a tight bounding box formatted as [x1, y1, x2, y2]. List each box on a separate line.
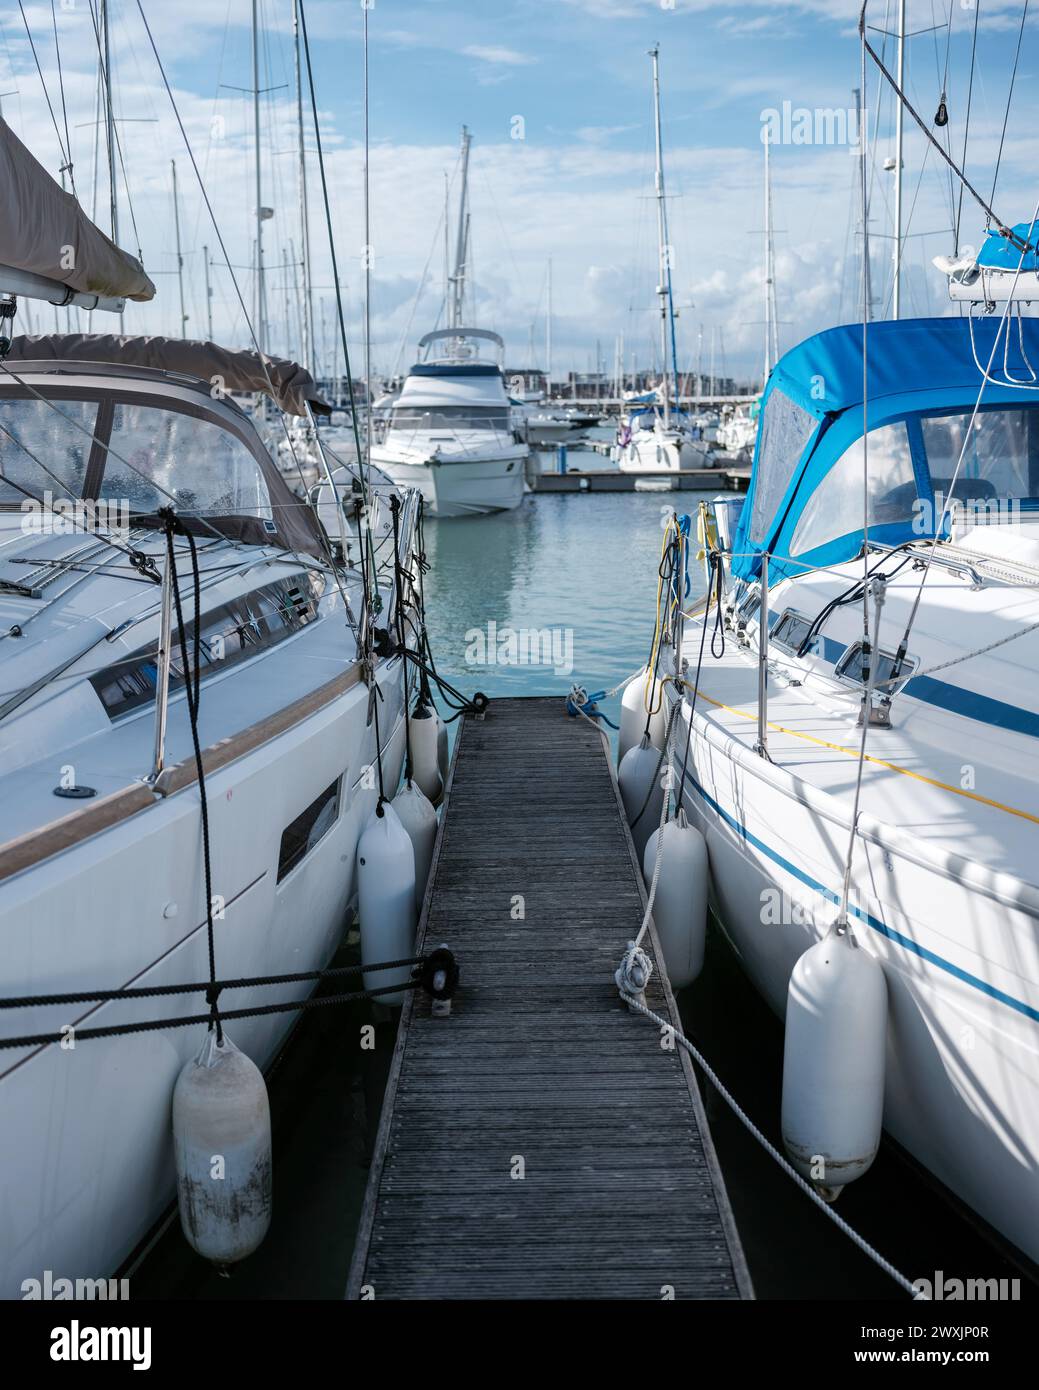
[0, 393, 273, 520]
[390, 405, 510, 432]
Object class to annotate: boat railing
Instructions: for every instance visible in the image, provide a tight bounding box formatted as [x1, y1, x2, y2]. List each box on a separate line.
[148, 547, 176, 784]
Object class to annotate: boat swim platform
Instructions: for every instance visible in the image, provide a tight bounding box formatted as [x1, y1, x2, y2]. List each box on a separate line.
[531, 466, 750, 494]
[347, 696, 752, 1301]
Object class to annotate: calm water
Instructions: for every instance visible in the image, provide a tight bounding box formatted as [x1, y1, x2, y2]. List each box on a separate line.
[136, 447, 1034, 1301]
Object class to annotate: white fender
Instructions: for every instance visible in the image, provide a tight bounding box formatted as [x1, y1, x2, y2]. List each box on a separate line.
[642, 808, 708, 988]
[618, 733, 664, 865]
[619, 669, 666, 763]
[781, 930, 888, 1194]
[408, 698, 443, 806]
[392, 779, 438, 910]
[357, 802, 417, 1006]
[434, 706, 449, 784]
[172, 1030, 272, 1265]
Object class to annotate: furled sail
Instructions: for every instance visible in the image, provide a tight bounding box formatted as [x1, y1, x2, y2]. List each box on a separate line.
[5, 334, 330, 417]
[0, 118, 155, 304]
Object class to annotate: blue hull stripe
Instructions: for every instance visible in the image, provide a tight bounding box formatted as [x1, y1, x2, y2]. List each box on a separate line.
[811, 636, 1039, 739]
[682, 769, 1039, 1025]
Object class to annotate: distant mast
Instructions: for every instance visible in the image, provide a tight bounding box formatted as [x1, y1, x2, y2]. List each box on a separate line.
[892, 0, 906, 319]
[762, 131, 779, 388]
[449, 127, 472, 332]
[252, 0, 266, 354]
[292, 0, 314, 371]
[650, 45, 671, 428]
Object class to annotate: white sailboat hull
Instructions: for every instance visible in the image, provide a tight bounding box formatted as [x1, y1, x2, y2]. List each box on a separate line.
[0, 665, 406, 1298]
[618, 432, 711, 473]
[667, 637, 1039, 1267]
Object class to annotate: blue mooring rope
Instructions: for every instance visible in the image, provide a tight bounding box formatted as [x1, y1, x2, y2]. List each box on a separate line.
[566, 686, 620, 729]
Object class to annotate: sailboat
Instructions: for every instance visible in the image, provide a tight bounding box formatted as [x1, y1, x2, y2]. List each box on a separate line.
[0, 116, 422, 1293]
[634, 18, 1039, 1262]
[617, 47, 709, 475]
[372, 128, 529, 517]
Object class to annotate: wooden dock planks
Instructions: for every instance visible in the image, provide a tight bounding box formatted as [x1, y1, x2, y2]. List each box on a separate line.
[347, 696, 752, 1300]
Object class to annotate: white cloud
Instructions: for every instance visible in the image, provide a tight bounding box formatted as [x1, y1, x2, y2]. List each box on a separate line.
[461, 45, 535, 67]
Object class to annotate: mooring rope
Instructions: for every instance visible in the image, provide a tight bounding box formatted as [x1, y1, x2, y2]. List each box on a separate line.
[616, 983, 923, 1300]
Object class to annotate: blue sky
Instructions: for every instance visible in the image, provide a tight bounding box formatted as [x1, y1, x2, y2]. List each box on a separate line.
[2, 1, 1037, 383]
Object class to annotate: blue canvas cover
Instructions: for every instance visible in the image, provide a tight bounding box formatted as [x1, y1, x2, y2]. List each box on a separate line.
[977, 222, 1039, 273]
[731, 315, 1039, 584]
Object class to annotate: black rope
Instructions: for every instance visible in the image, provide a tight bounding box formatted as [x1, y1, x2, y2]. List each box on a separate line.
[0, 981, 421, 1052]
[0, 954, 429, 1011]
[859, 1, 1028, 253]
[390, 495, 415, 784]
[796, 548, 913, 659]
[162, 509, 222, 1043]
[709, 551, 726, 659]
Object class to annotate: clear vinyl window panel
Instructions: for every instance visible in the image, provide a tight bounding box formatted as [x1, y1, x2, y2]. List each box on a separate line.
[748, 389, 818, 545]
[920, 407, 1039, 503]
[790, 421, 916, 557]
[99, 403, 274, 520]
[0, 398, 98, 505]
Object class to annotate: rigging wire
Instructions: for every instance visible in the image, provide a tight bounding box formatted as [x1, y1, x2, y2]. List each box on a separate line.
[48, 0, 75, 197]
[989, 0, 1029, 208]
[17, 0, 72, 183]
[954, 0, 980, 250]
[859, 0, 1028, 252]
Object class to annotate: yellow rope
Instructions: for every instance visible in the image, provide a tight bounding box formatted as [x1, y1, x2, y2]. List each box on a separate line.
[675, 678, 1039, 828]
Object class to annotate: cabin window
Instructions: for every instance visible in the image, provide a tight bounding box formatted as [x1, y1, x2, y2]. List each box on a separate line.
[748, 390, 817, 544]
[921, 407, 1039, 504]
[90, 575, 318, 718]
[789, 421, 916, 557]
[277, 778, 341, 883]
[99, 402, 274, 520]
[390, 405, 509, 432]
[834, 643, 915, 688]
[771, 610, 814, 654]
[0, 398, 97, 505]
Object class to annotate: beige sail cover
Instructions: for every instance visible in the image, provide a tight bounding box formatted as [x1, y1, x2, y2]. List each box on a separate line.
[0, 118, 155, 301]
[5, 334, 330, 417]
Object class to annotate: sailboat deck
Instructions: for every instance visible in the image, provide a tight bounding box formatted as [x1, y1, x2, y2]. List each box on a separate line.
[346, 696, 750, 1300]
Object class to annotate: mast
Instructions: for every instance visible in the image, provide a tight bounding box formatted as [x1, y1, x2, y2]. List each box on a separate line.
[100, 0, 117, 245]
[546, 257, 553, 390]
[171, 161, 187, 337]
[443, 171, 450, 320]
[449, 127, 471, 330]
[892, 0, 906, 319]
[252, 0, 266, 353]
[649, 45, 672, 427]
[292, 0, 314, 369]
[203, 244, 213, 339]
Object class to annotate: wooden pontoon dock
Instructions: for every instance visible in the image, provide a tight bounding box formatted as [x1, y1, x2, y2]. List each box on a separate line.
[347, 697, 751, 1300]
